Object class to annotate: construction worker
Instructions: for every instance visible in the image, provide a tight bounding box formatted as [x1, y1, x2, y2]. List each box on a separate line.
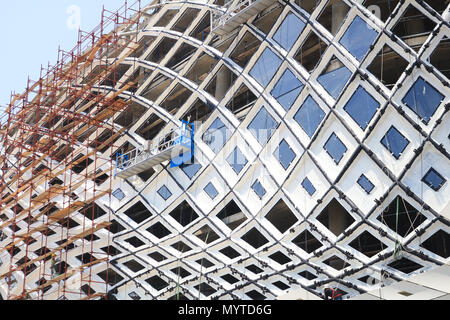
[50, 253, 60, 278]
[324, 287, 343, 300]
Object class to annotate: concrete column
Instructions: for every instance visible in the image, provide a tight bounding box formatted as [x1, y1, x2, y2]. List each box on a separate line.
[215, 67, 230, 101]
[332, 2, 348, 35]
[328, 200, 347, 236]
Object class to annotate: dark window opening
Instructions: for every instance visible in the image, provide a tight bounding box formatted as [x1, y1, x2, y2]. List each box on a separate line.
[420, 230, 450, 259]
[146, 275, 169, 291]
[190, 12, 211, 41]
[368, 44, 409, 89]
[388, 257, 423, 274]
[222, 274, 240, 284]
[269, 251, 292, 265]
[195, 283, 217, 297]
[98, 268, 124, 286]
[196, 258, 214, 268]
[349, 230, 387, 258]
[246, 289, 266, 300]
[323, 255, 347, 270]
[205, 65, 237, 102]
[171, 241, 192, 253]
[294, 30, 328, 72]
[299, 270, 317, 280]
[317, 1, 350, 35]
[430, 37, 450, 80]
[230, 32, 262, 68]
[123, 260, 145, 273]
[273, 281, 290, 290]
[109, 220, 126, 234]
[220, 246, 241, 259]
[154, 9, 178, 27]
[317, 199, 355, 236]
[136, 113, 168, 141]
[79, 202, 107, 220]
[184, 53, 218, 85]
[217, 200, 246, 230]
[168, 201, 199, 227]
[241, 228, 269, 249]
[292, 230, 323, 253]
[148, 251, 167, 262]
[125, 236, 145, 248]
[172, 8, 200, 33]
[114, 102, 147, 129]
[265, 199, 298, 234]
[147, 222, 171, 239]
[253, 5, 283, 34]
[166, 42, 197, 69]
[194, 224, 220, 244]
[124, 201, 152, 224]
[100, 245, 122, 257]
[145, 37, 178, 64]
[171, 266, 191, 278]
[246, 264, 264, 274]
[181, 98, 214, 124]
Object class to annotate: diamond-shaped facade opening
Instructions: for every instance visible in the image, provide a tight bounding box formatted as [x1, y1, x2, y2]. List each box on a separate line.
[349, 230, 387, 258]
[123, 260, 145, 273]
[343, 86, 380, 130]
[194, 224, 220, 244]
[292, 230, 323, 253]
[252, 180, 266, 199]
[146, 275, 169, 291]
[225, 84, 257, 117]
[420, 230, 450, 259]
[422, 168, 446, 191]
[148, 251, 167, 263]
[227, 147, 248, 174]
[430, 37, 450, 80]
[185, 53, 218, 86]
[146, 37, 178, 64]
[241, 228, 270, 249]
[173, 8, 200, 33]
[357, 175, 375, 194]
[125, 236, 145, 248]
[274, 139, 296, 170]
[269, 251, 292, 265]
[171, 266, 191, 278]
[388, 257, 423, 274]
[124, 201, 152, 225]
[317, 1, 350, 35]
[246, 289, 266, 300]
[272, 13, 306, 51]
[377, 196, 427, 238]
[324, 133, 348, 164]
[253, 5, 282, 34]
[190, 11, 210, 41]
[248, 107, 279, 146]
[168, 201, 199, 227]
[265, 199, 298, 234]
[220, 246, 241, 259]
[181, 98, 214, 123]
[222, 274, 240, 284]
[249, 48, 283, 87]
[367, 44, 409, 89]
[154, 9, 178, 27]
[317, 199, 355, 236]
[98, 269, 124, 286]
[79, 202, 107, 220]
[298, 270, 317, 280]
[317, 56, 352, 100]
[380, 126, 409, 159]
[294, 96, 326, 138]
[196, 258, 214, 268]
[392, 5, 436, 52]
[136, 113, 167, 141]
[294, 30, 329, 72]
[340, 15, 378, 61]
[230, 32, 262, 68]
[246, 264, 264, 274]
[216, 199, 247, 230]
[171, 241, 192, 253]
[402, 77, 444, 124]
[323, 255, 347, 270]
[161, 84, 193, 114]
[271, 68, 304, 111]
[166, 42, 197, 69]
[147, 222, 172, 239]
[202, 117, 231, 153]
[273, 281, 290, 290]
[195, 283, 217, 297]
[157, 185, 172, 201]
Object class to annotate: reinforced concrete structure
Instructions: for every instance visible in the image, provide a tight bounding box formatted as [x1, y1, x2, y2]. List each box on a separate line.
[0, 0, 449, 300]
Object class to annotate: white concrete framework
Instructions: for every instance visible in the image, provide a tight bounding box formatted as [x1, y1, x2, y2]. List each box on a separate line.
[1, 0, 449, 300]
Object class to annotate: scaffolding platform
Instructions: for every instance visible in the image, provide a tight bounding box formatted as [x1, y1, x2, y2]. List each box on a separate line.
[212, 0, 275, 35]
[115, 121, 194, 179]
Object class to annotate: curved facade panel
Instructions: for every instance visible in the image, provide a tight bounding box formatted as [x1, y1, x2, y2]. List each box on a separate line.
[1, 0, 449, 300]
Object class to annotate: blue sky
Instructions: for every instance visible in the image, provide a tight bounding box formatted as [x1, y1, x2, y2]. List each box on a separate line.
[0, 1, 136, 107]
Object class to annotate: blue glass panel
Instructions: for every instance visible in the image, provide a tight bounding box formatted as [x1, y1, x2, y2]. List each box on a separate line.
[180, 159, 202, 179]
[422, 168, 446, 191]
[339, 15, 378, 61]
[357, 175, 375, 194]
[248, 107, 279, 146]
[204, 182, 219, 199]
[402, 77, 444, 124]
[274, 139, 296, 170]
[273, 13, 306, 51]
[324, 133, 347, 164]
[344, 86, 380, 130]
[249, 48, 283, 87]
[112, 188, 126, 201]
[226, 147, 248, 174]
[294, 96, 325, 137]
[271, 68, 304, 110]
[252, 180, 266, 199]
[202, 117, 230, 153]
[157, 185, 172, 200]
[380, 126, 409, 159]
[317, 64, 352, 99]
[301, 177, 316, 196]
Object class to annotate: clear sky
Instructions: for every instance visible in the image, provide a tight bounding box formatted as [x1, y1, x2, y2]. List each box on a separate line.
[0, 1, 140, 107]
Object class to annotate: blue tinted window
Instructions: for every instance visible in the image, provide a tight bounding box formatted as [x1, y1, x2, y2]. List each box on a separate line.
[112, 188, 126, 201]
[202, 118, 230, 153]
[301, 177, 316, 196]
[180, 159, 202, 179]
[402, 77, 444, 124]
[157, 185, 172, 200]
[294, 96, 325, 137]
[317, 61, 352, 99]
[274, 139, 296, 170]
[380, 126, 409, 159]
[339, 15, 378, 61]
[248, 107, 279, 146]
[204, 182, 219, 199]
[273, 13, 306, 51]
[357, 175, 375, 194]
[227, 147, 248, 174]
[324, 133, 347, 164]
[271, 69, 304, 110]
[344, 86, 380, 130]
[252, 180, 266, 199]
[422, 168, 446, 191]
[249, 48, 283, 87]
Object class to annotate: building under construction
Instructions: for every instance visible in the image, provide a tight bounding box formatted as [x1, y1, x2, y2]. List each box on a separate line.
[0, 0, 449, 300]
